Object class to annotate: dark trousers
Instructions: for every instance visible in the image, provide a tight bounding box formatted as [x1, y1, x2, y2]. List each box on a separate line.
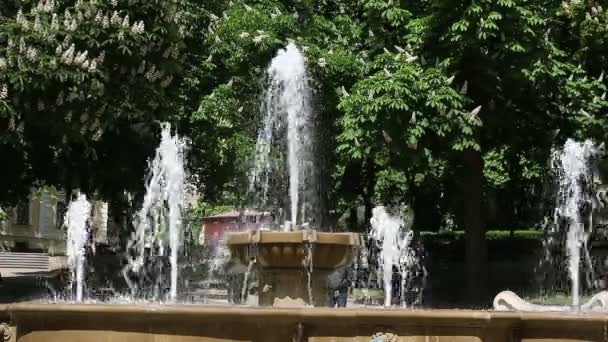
[328, 290, 348, 307]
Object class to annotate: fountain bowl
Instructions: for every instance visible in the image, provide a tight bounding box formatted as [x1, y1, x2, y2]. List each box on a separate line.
[225, 230, 360, 307]
[225, 230, 359, 269]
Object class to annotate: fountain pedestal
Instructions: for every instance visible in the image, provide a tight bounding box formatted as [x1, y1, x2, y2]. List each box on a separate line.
[225, 230, 360, 307]
[257, 268, 332, 306]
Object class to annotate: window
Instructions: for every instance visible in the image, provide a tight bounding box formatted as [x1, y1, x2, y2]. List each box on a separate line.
[56, 202, 67, 228]
[15, 201, 30, 225]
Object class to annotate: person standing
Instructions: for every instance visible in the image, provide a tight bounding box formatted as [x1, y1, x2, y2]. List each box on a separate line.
[327, 265, 353, 307]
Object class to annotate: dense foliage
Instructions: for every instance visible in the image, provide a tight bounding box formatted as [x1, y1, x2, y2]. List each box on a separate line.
[0, 0, 186, 203]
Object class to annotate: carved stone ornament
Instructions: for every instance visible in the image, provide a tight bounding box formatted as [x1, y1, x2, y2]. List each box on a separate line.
[0, 323, 11, 342]
[371, 330, 398, 342]
[493, 290, 608, 311]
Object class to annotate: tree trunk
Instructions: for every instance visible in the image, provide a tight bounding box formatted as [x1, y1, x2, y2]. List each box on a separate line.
[348, 204, 359, 232]
[463, 148, 487, 306]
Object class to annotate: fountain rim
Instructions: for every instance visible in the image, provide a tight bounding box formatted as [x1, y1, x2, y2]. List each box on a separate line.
[224, 230, 360, 246]
[3, 303, 608, 325]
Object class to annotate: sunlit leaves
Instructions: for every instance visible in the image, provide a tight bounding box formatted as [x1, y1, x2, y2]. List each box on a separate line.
[337, 47, 478, 177]
[483, 147, 511, 187]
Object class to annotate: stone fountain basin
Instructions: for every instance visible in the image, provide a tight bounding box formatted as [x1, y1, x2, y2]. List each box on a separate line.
[225, 230, 360, 306]
[3, 303, 608, 342]
[225, 230, 360, 269]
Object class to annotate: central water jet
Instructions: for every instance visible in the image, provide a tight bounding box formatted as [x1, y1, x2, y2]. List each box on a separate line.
[249, 42, 313, 229]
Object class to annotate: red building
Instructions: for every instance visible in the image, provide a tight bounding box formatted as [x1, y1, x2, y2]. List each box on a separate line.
[199, 210, 273, 246]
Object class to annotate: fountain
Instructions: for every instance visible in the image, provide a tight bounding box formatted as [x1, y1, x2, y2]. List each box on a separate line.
[369, 206, 415, 307]
[249, 42, 315, 229]
[228, 43, 359, 307]
[122, 122, 187, 301]
[65, 193, 92, 302]
[494, 139, 608, 311]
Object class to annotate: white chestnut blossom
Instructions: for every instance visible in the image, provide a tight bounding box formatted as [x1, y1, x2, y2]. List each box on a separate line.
[131, 21, 145, 34]
[16, 9, 25, 25]
[33, 15, 41, 32]
[65, 111, 72, 123]
[62, 35, 72, 48]
[74, 50, 88, 65]
[103, 15, 110, 28]
[239, 32, 250, 38]
[32, 1, 42, 14]
[97, 51, 106, 64]
[26, 47, 38, 61]
[93, 129, 103, 141]
[42, 0, 55, 13]
[88, 60, 97, 73]
[145, 65, 162, 81]
[0, 58, 6, 70]
[51, 13, 59, 30]
[122, 15, 130, 29]
[252, 34, 267, 44]
[68, 19, 78, 31]
[19, 38, 26, 53]
[61, 44, 75, 64]
[0, 84, 7, 100]
[111, 11, 121, 26]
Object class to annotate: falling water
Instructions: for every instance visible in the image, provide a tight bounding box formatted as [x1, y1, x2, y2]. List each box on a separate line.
[241, 258, 256, 304]
[65, 193, 92, 302]
[123, 123, 186, 301]
[370, 206, 414, 307]
[304, 239, 314, 304]
[553, 139, 598, 307]
[249, 42, 313, 229]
